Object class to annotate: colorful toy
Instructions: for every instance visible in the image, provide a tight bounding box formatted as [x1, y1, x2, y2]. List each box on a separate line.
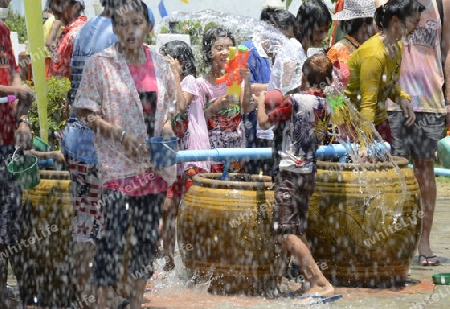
[216, 45, 250, 107]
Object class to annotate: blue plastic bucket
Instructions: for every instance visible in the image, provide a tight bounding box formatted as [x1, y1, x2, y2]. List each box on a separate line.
[437, 136, 450, 169]
[148, 136, 179, 167]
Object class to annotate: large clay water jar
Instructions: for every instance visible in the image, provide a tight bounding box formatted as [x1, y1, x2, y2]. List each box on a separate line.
[177, 173, 287, 295]
[12, 170, 77, 307]
[307, 157, 421, 287]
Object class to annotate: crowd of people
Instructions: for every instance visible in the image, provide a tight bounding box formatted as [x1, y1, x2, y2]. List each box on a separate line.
[1, 0, 449, 308]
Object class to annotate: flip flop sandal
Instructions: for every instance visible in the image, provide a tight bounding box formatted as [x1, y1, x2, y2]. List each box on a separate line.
[293, 294, 343, 306]
[419, 254, 441, 266]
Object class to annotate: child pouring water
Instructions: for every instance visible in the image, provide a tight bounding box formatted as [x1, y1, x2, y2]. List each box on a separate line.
[253, 53, 335, 296]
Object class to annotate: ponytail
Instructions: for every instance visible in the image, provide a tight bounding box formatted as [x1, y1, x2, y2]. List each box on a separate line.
[375, 5, 385, 30]
[374, 0, 425, 31]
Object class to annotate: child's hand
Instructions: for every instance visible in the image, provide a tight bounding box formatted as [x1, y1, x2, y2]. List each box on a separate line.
[15, 122, 33, 150]
[215, 95, 234, 110]
[122, 133, 150, 158]
[161, 123, 175, 141]
[51, 151, 66, 163]
[239, 68, 250, 80]
[166, 55, 182, 78]
[252, 91, 266, 109]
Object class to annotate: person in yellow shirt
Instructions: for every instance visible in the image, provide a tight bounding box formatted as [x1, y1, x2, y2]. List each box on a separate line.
[18, 0, 62, 81]
[345, 0, 424, 146]
[43, 0, 62, 78]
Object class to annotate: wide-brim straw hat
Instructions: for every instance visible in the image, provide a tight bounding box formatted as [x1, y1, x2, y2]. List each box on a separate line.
[262, 0, 285, 10]
[333, 0, 376, 21]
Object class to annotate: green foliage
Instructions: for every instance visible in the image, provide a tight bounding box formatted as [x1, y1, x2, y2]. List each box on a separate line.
[4, 8, 27, 44]
[28, 77, 71, 150]
[145, 32, 157, 45]
[436, 175, 450, 185]
[327, 93, 347, 112]
[161, 20, 218, 45]
[175, 20, 204, 45]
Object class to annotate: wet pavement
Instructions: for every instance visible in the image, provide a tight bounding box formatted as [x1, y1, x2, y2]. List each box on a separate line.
[142, 196, 450, 309]
[7, 198, 450, 309]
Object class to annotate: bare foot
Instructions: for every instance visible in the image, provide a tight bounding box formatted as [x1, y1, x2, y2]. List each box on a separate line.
[307, 284, 334, 296]
[162, 257, 175, 272]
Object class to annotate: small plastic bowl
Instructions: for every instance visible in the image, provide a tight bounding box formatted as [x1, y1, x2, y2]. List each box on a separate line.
[432, 273, 450, 285]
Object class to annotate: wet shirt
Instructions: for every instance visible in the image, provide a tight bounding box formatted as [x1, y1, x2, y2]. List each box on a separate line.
[203, 78, 244, 151]
[0, 21, 19, 146]
[103, 47, 166, 196]
[387, 0, 446, 114]
[51, 16, 87, 78]
[242, 40, 271, 84]
[179, 75, 212, 173]
[345, 33, 411, 126]
[268, 38, 307, 95]
[273, 93, 332, 174]
[74, 43, 177, 188]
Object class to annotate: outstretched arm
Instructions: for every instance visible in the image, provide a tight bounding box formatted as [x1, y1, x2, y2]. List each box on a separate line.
[253, 91, 270, 128]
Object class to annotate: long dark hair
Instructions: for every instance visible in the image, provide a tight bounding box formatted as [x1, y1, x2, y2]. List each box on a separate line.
[160, 40, 197, 78]
[296, 0, 332, 42]
[375, 0, 425, 30]
[340, 17, 374, 37]
[202, 26, 236, 64]
[112, 0, 150, 27]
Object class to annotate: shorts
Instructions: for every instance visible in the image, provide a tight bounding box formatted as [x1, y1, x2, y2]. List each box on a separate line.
[388, 111, 445, 160]
[273, 170, 316, 235]
[0, 145, 22, 246]
[91, 189, 165, 287]
[65, 155, 102, 242]
[375, 119, 392, 146]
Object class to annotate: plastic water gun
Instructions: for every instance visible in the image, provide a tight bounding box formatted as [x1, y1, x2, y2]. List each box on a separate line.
[216, 45, 250, 106]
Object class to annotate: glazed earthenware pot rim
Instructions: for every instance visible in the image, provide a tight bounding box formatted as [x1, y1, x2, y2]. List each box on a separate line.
[316, 156, 409, 171]
[192, 173, 273, 189]
[39, 170, 71, 180]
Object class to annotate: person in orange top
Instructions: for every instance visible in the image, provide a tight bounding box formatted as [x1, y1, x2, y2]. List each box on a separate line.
[327, 0, 377, 90]
[50, 0, 87, 78]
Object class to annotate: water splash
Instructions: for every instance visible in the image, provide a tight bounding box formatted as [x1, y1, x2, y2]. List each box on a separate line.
[325, 91, 408, 216]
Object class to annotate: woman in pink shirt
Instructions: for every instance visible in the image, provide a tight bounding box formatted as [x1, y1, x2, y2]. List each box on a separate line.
[74, 1, 177, 307]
